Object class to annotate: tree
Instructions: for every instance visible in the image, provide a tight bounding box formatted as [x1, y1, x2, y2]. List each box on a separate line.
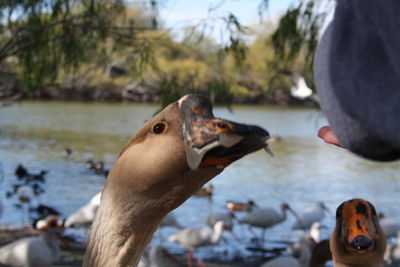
[0, 0, 332, 105]
[0, 0, 157, 94]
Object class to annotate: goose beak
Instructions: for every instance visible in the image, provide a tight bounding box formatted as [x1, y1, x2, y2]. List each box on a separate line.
[179, 94, 270, 170]
[340, 200, 378, 253]
[345, 214, 375, 252]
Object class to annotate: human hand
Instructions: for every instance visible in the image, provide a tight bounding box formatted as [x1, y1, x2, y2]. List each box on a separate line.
[318, 126, 342, 147]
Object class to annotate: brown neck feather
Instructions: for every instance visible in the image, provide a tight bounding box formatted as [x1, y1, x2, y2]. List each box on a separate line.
[83, 150, 222, 267]
[330, 218, 386, 267]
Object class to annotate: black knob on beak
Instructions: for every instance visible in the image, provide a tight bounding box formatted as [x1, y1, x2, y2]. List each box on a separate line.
[351, 235, 373, 250]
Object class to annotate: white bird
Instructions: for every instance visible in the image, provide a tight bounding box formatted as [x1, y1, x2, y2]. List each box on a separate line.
[309, 222, 327, 244]
[288, 222, 327, 267]
[205, 212, 235, 230]
[168, 221, 226, 266]
[65, 192, 101, 228]
[292, 202, 331, 230]
[240, 203, 299, 244]
[0, 216, 62, 267]
[289, 74, 313, 100]
[168, 221, 225, 249]
[82, 94, 269, 266]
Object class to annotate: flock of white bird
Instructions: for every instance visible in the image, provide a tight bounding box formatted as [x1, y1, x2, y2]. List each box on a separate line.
[1, 182, 400, 267]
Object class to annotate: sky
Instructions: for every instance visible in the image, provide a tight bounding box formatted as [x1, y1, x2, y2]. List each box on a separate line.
[157, 0, 297, 43]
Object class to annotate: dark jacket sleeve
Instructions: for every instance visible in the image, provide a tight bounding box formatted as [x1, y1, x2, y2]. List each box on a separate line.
[314, 0, 400, 161]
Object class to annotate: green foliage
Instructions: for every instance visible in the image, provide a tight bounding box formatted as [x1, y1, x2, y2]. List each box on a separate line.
[0, 0, 156, 92]
[271, 0, 331, 75]
[0, 0, 331, 106]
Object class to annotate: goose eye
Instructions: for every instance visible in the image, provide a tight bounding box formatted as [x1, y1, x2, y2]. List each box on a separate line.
[153, 123, 166, 134]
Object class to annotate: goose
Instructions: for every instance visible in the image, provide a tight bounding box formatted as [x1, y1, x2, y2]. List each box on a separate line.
[292, 201, 332, 230]
[65, 192, 101, 228]
[168, 221, 226, 266]
[240, 203, 299, 244]
[330, 198, 386, 267]
[0, 216, 63, 267]
[83, 94, 270, 266]
[226, 199, 257, 212]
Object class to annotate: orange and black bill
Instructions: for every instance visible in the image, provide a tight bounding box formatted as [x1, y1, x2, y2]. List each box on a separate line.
[178, 94, 270, 170]
[335, 199, 380, 252]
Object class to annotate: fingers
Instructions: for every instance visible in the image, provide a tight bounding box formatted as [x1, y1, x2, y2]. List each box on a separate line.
[318, 126, 343, 147]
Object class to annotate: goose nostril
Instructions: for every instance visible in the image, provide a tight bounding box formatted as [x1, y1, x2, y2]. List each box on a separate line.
[351, 235, 373, 250]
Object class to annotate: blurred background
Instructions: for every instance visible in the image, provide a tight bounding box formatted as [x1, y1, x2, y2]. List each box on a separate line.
[1, 1, 399, 267]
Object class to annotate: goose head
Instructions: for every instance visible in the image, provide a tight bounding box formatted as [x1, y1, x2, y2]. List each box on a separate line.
[85, 94, 270, 266]
[330, 198, 386, 267]
[104, 94, 270, 211]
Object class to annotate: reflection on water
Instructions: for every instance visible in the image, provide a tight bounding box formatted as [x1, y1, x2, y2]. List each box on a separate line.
[1, 101, 400, 252]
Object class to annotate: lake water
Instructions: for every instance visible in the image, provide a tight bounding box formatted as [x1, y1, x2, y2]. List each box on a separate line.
[1, 101, 399, 260]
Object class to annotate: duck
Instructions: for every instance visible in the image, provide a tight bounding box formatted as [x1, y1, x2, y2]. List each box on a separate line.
[65, 192, 101, 228]
[15, 164, 28, 180]
[240, 203, 300, 244]
[330, 198, 386, 267]
[63, 147, 73, 158]
[0, 216, 63, 267]
[168, 221, 226, 266]
[292, 201, 332, 230]
[226, 199, 257, 212]
[83, 94, 270, 266]
[14, 164, 48, 183]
